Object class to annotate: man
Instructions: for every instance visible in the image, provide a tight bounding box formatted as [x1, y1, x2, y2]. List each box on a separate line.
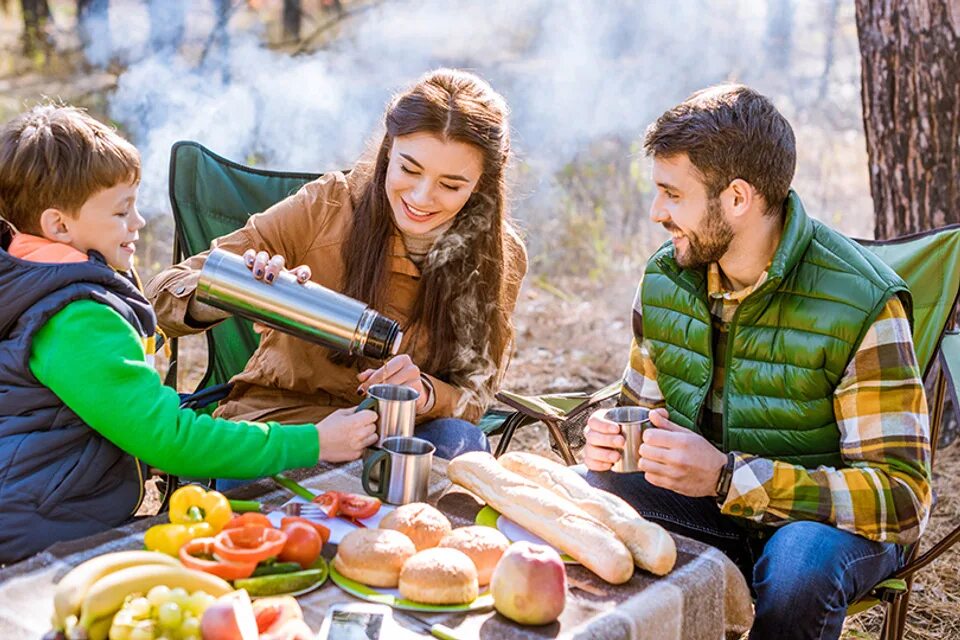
[583, 85, 932, 640]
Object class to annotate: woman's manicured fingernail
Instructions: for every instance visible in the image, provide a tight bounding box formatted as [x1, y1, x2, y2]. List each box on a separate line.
[255, 268, 263, 277]
[266, 273, 274, 282]
[356, 386, 365, 396]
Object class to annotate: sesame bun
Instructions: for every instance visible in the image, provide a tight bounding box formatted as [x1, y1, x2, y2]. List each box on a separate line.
[398, 548, 479, 605]
[332, 528, 416, 588]
[438, 526, 510, 585]
[379, 503, 452, 551]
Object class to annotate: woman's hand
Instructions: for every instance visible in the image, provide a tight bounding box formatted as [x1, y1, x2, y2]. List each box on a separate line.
[243, 249, 312, 334]
[243, 249, 311, 285]
[357, 354, 431, 414]
[315, 408, 378, 463]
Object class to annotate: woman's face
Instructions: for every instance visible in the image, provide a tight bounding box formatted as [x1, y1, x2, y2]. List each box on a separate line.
[384, 132, 484, 235]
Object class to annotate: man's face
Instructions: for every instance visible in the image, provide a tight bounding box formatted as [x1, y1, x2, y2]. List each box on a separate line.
[63, 181, 144, 271]
[649, 154, 733, 269]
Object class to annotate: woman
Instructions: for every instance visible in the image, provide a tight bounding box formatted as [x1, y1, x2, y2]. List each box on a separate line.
[147, 68, 527, 466]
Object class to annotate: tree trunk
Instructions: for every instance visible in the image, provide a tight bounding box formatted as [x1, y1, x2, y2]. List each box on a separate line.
[283, 0, 302, 41]
[855, 0, 960, 239]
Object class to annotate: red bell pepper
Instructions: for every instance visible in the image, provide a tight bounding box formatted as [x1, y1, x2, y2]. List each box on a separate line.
[213, 525, 287, 565]
[179, 537, 257, 580]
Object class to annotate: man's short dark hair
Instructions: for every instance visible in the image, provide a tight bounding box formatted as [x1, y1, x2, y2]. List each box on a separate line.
[644, 84, 796, 216]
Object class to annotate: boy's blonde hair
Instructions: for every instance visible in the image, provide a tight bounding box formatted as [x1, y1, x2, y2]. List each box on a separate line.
[0, 104, 140, 235]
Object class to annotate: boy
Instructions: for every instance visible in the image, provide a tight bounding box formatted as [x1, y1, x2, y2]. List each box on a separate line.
[0, 104, 378, 564]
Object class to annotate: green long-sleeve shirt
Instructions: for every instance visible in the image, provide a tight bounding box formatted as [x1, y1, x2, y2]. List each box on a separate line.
[29, 300, 319, 478]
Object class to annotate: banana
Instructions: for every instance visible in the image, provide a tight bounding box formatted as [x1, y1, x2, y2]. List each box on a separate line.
[84, 616, 112, 640]
[52, 550, 181, 630]
[77, 564, 233, 630]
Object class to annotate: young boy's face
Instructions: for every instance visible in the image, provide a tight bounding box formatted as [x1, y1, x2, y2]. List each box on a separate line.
[65, 181, 144, 271]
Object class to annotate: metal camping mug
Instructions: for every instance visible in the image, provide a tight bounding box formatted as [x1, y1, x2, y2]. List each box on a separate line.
[356, 384, 419, 482]
[607, 406, 652, 473]
[196, 248, 403, 359]
[361, 436, 435, 505]
[355, 384, 419, 446]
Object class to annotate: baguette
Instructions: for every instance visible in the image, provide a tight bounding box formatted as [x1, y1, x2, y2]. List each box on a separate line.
[499, 452, 676, 576]
[447, 452, 634, 584]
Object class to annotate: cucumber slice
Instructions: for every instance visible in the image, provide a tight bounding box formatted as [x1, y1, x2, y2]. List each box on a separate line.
[234, 560, 326, 596]
[251, 561, 303, 577]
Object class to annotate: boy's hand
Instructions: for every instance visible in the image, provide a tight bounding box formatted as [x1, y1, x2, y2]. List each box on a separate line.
[315, 408, 378, 463]
[243, 249, 311, 285]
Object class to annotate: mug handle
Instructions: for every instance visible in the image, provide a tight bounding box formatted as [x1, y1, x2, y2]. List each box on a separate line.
[361, 449, 391, 500]
[355, 396, 377, 413]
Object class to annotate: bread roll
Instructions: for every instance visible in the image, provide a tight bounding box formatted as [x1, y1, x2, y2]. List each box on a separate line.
[499, 452, 676, 576]
[399, 547, 479, 605]
[332, 528, 416, 588]
[438, 526, 509, 585]
[379, 503, 452, 551]
[447, 452, 634, 584]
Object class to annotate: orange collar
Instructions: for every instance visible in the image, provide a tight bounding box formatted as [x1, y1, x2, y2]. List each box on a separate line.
[7, 233, 88, 264]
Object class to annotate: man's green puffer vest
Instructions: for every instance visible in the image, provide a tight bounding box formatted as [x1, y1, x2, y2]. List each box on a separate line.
[641, 191, 911, 467]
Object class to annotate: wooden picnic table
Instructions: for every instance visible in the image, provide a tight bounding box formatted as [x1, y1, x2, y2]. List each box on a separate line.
[0, 458, 753, 640]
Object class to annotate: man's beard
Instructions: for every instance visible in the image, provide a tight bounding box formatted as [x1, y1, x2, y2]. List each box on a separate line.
[670, 197, 734, 269]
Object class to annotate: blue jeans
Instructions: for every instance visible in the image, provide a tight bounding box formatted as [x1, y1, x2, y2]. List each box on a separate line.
[577, 467, 904, 640]
[216, 418, 487, 492]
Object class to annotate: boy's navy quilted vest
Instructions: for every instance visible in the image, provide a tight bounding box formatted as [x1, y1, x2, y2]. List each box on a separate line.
[0, 223, 157, 564]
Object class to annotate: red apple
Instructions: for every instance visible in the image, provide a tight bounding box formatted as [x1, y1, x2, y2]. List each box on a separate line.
[199, 590, 259, 640]
[491, 541, 567, 625]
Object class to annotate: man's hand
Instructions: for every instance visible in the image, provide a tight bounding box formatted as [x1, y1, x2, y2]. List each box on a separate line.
[583, 409, 626, 471]
[640, 408, 728, 497]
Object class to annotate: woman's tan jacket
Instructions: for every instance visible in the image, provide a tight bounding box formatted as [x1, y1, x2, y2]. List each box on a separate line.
[146, 171, 527, 425]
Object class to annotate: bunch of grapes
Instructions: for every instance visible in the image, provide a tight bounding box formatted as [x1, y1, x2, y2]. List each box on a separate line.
[108, 586, 216, 640]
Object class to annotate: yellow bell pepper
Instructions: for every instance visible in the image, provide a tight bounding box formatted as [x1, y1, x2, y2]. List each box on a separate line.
[144, 522, 216, 556]
[169, 485, 233, 533]
[143, 485, 234, 556]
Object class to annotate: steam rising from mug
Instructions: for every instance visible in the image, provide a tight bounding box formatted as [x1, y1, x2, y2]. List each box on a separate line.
[197, 248, 402, 359]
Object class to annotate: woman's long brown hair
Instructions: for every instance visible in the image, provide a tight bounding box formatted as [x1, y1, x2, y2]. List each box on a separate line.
[336, 69, 516, 404]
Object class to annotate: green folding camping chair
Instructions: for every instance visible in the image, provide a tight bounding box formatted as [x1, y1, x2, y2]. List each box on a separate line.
[164, 141, 517, 434]
[493, 224, 960, 640]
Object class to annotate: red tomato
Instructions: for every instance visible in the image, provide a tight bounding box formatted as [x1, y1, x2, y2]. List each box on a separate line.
[312, 491, 340, 518]
[280, 516, 330, 545]
[278, 522, 322, 569]
[224, 512, 274, 530]
[338, 493, 381, 520]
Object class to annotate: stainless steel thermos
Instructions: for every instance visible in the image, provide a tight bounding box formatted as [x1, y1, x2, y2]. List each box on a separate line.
[196, 248, 403, 359]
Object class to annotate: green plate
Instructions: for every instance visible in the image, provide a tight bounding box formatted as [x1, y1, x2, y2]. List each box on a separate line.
[475, 506, 577, 564]
[329, 565, 494, 612]
[238, 556, 329, 599]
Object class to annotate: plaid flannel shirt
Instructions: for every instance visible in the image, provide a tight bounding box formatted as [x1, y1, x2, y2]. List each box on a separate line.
[622, 263, 933, 544]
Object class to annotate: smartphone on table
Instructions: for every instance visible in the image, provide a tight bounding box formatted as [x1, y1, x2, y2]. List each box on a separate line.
[317, 603, 396, 640]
